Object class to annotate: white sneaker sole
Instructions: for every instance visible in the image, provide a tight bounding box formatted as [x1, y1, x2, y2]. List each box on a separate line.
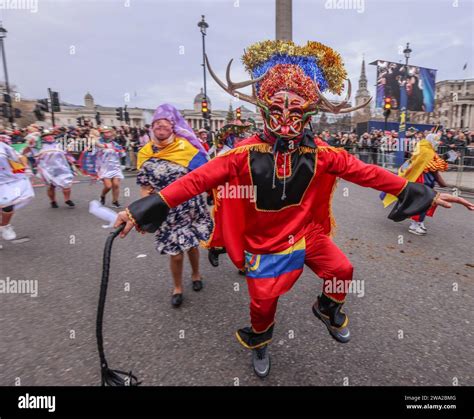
[408, 229, 426, 236]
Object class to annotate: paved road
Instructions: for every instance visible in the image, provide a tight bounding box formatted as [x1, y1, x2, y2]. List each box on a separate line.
[0, 175, 473, 386]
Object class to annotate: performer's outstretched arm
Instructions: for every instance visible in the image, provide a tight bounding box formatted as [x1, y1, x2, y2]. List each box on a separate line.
[116, 154, 232, 236]
[325, 149, 474, 221]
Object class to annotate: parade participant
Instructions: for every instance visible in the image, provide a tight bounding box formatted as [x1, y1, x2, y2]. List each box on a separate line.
[22, 126, 42, 174]
[113, 40, 474, 378]
[197, 128, 210, 152]
[0, 134, 35, 241]
[382, 132, 449, 235]
[95, 127, 125, 208]
[36, 130, 76, 209]
[136, 104, 210, 307]
[208, 120, 252, 157]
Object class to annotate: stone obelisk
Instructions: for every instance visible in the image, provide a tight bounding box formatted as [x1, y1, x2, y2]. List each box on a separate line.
[275, 0, 292, 41]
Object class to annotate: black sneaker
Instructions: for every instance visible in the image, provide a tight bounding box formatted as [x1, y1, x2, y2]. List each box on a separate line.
[111, 201, 121, 208]
[252, 345, 271, 378]
[208, 248, 220, 267]
[51, 201, 59, 209]
[65, 200, 75, 208]
[100, 195, 105, 205]
[312, 295, 350, 343]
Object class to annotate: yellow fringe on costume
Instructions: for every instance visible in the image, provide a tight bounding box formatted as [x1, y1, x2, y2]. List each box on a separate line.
[382, 139, 436, 208]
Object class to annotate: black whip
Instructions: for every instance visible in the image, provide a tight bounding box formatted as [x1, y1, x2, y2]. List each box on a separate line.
[96, 224, 140, 386]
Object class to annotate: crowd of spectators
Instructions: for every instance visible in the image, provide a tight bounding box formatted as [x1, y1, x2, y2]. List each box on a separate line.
[2, 123, 473, 170]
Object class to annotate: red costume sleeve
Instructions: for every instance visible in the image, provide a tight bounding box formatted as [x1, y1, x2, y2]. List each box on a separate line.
[325, 148, 407, 196]
[160, 153, 232, 208]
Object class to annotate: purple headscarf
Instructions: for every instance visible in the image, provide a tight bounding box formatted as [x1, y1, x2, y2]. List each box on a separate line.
[151, 103, 206, 154]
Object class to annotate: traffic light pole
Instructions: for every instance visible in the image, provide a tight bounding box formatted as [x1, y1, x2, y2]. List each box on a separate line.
[48, 88, 55, 127]
[0, 37, 13, 128]
[198, 15, 213, 147]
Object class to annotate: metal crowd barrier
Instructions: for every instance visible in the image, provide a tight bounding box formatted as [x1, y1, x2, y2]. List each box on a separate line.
[342, 145, 474, 193]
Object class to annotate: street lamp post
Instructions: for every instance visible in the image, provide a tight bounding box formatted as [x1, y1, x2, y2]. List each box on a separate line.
[197, 15, 212, 141]
[0, 23, 14, 128]
[396, 42, 412, 166]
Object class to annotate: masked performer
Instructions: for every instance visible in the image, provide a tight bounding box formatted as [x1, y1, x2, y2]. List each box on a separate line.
[36, 130, 76, 208]
[94, 127, 125, 208]
[208, 120, 253, 157]
[114, 40, 473, 378]
[0, 134, 35, 241]
[136, 104, 211, 307]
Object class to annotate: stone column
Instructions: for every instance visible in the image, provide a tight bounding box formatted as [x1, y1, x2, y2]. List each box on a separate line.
[276, 0, 292, 41]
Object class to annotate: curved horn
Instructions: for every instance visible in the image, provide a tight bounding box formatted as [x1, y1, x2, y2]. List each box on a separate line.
[205, 54, 263, 106]
[315, 78, 371, 114]
[335, 96, 372, 114]
[225, 59, 266, 90]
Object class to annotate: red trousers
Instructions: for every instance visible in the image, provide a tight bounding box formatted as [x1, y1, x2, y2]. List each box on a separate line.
[250, 225, 353, 333]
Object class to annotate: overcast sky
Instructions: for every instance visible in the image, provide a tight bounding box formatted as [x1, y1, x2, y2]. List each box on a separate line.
[1, 0, 473, 111]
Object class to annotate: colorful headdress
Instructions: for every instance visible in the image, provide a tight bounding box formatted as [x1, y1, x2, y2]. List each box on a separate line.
[41, 129, 58, 143]
[206, 40, 371, 114]
[215, 119, 252, 144]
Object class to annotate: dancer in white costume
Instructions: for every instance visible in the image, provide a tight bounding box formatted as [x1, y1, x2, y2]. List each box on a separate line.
[36, 130, 76, 209]
[0, 134, 35, 241]
[95, 127, 125, 208]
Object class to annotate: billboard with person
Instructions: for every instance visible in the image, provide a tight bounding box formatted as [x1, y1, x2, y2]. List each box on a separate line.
[373, 60, 437, 112]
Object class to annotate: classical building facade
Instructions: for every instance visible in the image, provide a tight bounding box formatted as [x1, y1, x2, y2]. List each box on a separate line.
[6, 89, 263, 131]
[181, 89, 264, 132]
[433, 79, 474, 129]
[43, 92, 145, 127]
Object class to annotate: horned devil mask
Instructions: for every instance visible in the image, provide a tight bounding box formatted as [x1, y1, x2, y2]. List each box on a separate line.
[206, 40, 371, 143]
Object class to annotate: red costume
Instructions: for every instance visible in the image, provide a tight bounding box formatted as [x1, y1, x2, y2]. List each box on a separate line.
[124, 40, 437, 377]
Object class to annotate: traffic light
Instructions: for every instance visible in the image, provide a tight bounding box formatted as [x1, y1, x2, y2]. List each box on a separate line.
[95, 112, 101, 126]
[38, 99, 49, 113]
[383, 97, 392, 118]
[124, 105, 130, 124]
[34, 105, 45, 121]
[115, 107, 123, 121]
[76, 116, 83, 126]
[50, 91, 61, 112]
[0, 103, 9, 118]
[236, 107, 241, 120]
[14, 108, 21, 118]
[201, 99, 209, 119]
[3, 93, 11, 104]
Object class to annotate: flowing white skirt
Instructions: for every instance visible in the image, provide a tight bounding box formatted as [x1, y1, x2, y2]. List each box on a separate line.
[0, 177, 35, 209]
[37, 154, 74, 189]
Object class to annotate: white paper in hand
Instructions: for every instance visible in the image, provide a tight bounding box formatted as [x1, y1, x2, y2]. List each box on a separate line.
[89, 200, 118, 229]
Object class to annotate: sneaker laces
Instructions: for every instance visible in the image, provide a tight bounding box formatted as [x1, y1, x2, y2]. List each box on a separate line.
[255, 345, 267, 360]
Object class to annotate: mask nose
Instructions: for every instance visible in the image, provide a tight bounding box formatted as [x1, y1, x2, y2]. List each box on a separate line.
[281, 125, 290, 135]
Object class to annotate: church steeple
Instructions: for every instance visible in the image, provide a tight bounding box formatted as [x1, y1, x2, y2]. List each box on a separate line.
[359, 56, 368, 90]
[354, 55, 371, 120]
